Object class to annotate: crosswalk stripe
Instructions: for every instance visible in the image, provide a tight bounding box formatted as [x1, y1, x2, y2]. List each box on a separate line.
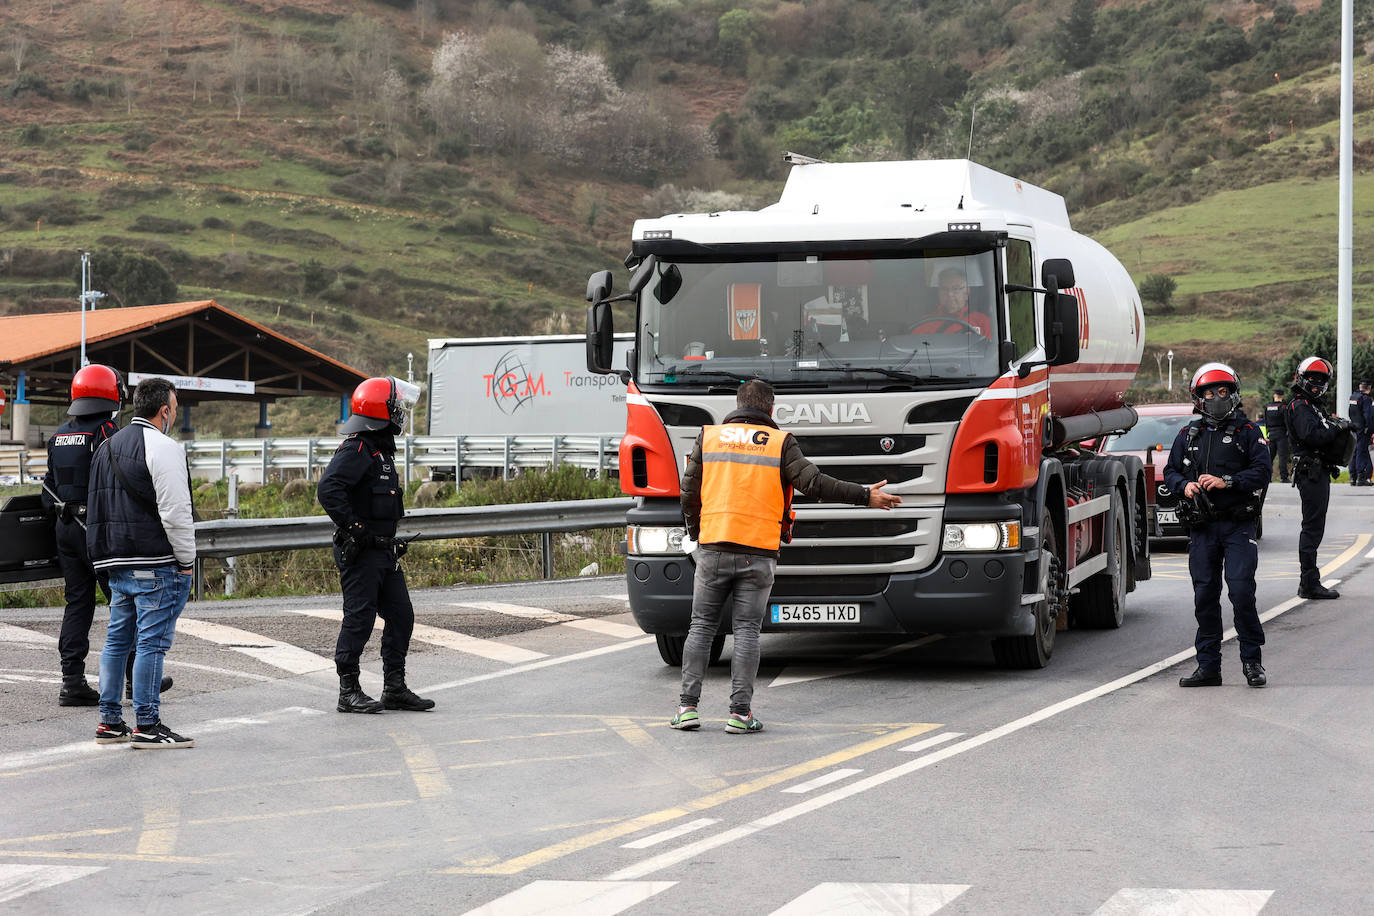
[899, 732, 964, 753]
[781, 768, 863, 794]
[1092, 888, 1274, 915]
[284, 609, 547, 665]
[461, 879, 675, 915]
[175, 618, 335, 675]
[770, 883, 971, 915]
[0, 623, 57, 646]
[619, 818, 719, 850]
[560, 618, 643, 640]
[0, 864, 104, 904]
[452, 601, 579, 623]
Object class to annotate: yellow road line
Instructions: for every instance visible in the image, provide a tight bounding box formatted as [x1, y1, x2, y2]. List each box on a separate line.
[0, 827, 133, 845]
[190, 770, 404, 795]
[1321, 533, 1371, 575]
[0, 850, 215, 863]
[186, 799, 413, 827]
[391, 732, 453, 799]
[447, 752, 618, 772]
[605, 717, 727, 793]
[441, 722, 939, 876]
[135, 799, 181, 857]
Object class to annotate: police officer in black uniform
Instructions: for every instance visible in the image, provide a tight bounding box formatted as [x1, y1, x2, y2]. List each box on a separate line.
[1287, 356, 1345, 599]
[1263, 389, 1291, 483]
[42, 366, 171, 706]
[316, 376, 434, 714]
[1347, 378, 1373, 486]
[1165, 363, 1271, 688]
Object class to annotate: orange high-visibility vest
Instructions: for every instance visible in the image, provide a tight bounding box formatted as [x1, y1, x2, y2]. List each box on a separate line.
[699, 423, 793, 551]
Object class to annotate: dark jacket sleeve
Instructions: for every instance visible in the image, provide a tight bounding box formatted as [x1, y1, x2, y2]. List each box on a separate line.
[680, 432, 704, 540]
[780, 433, 869, 505]
[316, 442, 369, 529]
[1162, 429, 1192, 494]
[1233, 425, 1271, 492]
[1289, 399, 1337, 448]
[1364, 396, 1374, 432]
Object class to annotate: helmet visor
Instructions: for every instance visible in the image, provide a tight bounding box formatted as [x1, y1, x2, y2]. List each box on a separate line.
[386, 377, 422, 431]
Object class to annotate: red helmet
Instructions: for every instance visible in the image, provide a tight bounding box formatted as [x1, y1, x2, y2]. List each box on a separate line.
[1190, 362, 1242, 422]
[343, 376, 421, 434]
[69, 364, 124, 416]
[1294, 355, 1333, 397]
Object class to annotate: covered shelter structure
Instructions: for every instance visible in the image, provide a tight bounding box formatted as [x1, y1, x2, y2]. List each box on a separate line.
[0, 300, 369, 444]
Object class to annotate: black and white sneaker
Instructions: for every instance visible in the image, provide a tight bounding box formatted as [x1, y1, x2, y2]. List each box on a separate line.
[94, 721, 132, 744]
[130, 721, 194, 749]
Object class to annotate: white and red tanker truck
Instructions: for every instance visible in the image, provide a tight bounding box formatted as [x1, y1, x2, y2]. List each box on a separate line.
[586, 157, 1151, 669]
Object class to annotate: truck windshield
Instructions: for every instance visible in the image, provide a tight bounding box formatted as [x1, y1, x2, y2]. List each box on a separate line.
[636, 250, 1001, 387]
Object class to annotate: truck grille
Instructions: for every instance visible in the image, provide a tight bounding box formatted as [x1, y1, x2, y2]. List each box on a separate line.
[768, 574, 890, 597]
[781, 545, 915, 564]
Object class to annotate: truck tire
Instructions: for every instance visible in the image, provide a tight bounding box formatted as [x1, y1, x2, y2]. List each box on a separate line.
[655, 633, 726, 666]
[992, 509, 1060, 669]
[1071, 500, 1127, 629]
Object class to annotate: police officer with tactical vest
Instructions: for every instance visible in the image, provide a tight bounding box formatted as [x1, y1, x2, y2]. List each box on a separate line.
[1165, 363, 1271, 688]
[1347, 378, 1373, 486]
[41, 365, 170, 706]
[1263, 389, 1291, 483]
[1287, 356, 1348, 599]
[671, 380, 902, 733]
[316, 376, 434, 714]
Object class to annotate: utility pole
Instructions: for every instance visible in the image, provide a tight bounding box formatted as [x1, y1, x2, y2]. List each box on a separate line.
[79, 252, 106, 367]
[1336, 0, 1353, 408]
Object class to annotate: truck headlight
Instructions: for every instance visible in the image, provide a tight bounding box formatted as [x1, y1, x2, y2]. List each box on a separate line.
[942, 521, 1020, 552]
[627, 525, 689, 555]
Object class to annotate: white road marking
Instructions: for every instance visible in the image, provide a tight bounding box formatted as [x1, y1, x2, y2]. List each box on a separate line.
[0, 672, 62, 685]
[452, 601, 578, 623]
[769, 636, 943, 687]
[461, 879, 675, 915]
[606, 583, 1331, 882]
[770, 883, 970, 915]
[420, 637, 654, 694]
[560, 618, 643, 639]
[285, 608, 547, 664]
[0, 864, 105, 905]
[899, 732, 964, 753]
[176, 617, 335, 675]
[619, 818, 719, 850]
[781, 768, 863, 794]
[596, 593, 630, 602]
[1092, 888, 1273, 915]
[0, 623, 57, 646]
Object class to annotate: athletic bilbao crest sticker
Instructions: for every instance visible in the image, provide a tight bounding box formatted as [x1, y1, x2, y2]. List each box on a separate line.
[728, 283, 761, 340]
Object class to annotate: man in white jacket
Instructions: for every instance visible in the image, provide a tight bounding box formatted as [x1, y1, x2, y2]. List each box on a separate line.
[87, 377, 196, 749]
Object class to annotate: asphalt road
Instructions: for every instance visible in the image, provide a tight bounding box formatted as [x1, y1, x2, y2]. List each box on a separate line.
[1, 484, 1371, 915]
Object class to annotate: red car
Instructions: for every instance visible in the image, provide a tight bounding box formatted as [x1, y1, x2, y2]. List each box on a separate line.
[1096, 403, 1266, 540]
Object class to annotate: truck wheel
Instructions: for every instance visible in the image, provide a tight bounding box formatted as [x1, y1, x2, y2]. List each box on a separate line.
[1071, 500, 1127, 629]
[992, 509, 1060, 669]
[656, 634, 685, 666]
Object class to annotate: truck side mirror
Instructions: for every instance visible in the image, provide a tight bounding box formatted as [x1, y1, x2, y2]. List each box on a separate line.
[586, 270, 613, 304]
[1044, 291, 1080, 366]
[1041, 258, 1075, 290]
[586, 301, 615, 375]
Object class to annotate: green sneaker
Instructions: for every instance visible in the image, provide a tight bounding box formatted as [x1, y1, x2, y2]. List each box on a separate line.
[670, 707, 700, 730]
[725, 712, 763, 734]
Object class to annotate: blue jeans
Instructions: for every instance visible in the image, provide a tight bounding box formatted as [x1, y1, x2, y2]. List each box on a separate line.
[99, 566, 191, 726]
[679, 547, 776, 715]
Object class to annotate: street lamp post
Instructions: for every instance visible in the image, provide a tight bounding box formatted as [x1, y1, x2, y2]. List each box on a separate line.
[1167, 350, 1174, 390]
[78, 252, 105, 367]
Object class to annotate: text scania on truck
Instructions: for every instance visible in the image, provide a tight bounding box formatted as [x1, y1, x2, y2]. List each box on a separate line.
[586, 157, 1152, 669]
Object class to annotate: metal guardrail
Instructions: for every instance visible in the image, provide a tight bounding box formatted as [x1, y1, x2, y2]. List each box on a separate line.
[0, 445, 46, 484]
[183, 435, 622, 483]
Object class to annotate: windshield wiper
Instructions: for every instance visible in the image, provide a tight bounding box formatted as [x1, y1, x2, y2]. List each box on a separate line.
[797, 366, 927, 383]
[657, 369, 756, 384]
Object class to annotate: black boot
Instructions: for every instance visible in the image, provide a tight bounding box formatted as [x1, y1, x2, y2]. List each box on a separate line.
[381, 669, 435, 711]
[58, 675, 99, 707]
[125, 677, 174, 700]
[1179, 666, 1222, 687]
[337, 672, 384, 714]
[1298, 581, 1340, 599]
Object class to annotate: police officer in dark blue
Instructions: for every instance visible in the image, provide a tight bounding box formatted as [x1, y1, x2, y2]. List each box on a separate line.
[1287, 356, 1344, 599]
[42, 366, 171, 706]
[317, 376, 434, 714]
[1165, 363, 1271, 688]
[1263, 389, 1291, 483]
[1347, 378, 1373, 486]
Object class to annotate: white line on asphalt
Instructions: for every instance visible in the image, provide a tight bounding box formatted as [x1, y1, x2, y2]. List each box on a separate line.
[0, 623, 57, 646]
[0, 864, 105, 905]
[452, 601, 578, 623]
[596, 594, 630, 602]
[769, 883, 971, 916]
[781, 768, 863, 794]
[769, 636, 943, 687]
[176, 618, 335, 675]
[560, 618, 644, 639]
[420, 637, 655, 694]
[461, 879, 676, 916]
[1091, 888, 1273, 915]
[898, 732, 964, 753]
[285, 608, 547, 664]
[619, 818, 720, 850]
[605, 583, 1337, 882]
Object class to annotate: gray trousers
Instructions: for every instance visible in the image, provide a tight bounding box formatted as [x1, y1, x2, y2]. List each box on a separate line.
[679, 547, 776, 715]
